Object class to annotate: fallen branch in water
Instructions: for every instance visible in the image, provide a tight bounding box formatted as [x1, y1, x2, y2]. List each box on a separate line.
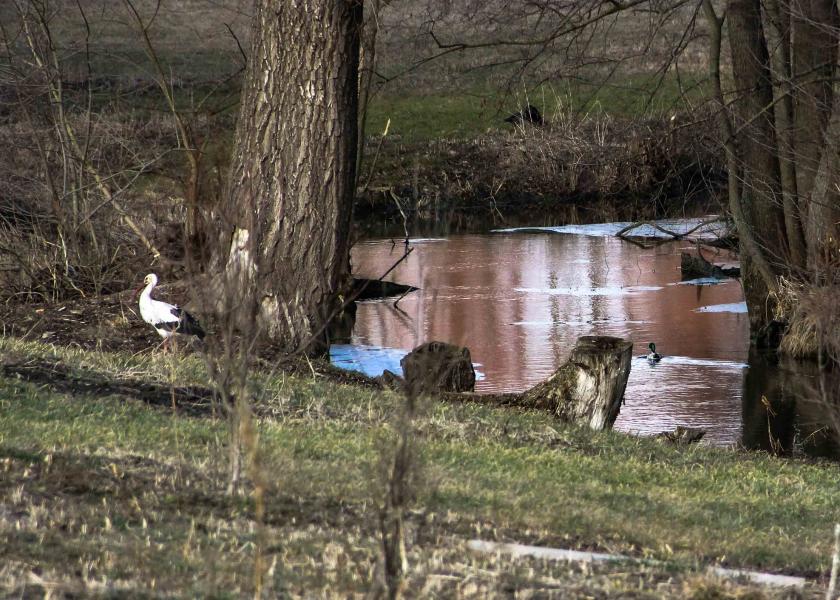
[616, 217, 728, 242]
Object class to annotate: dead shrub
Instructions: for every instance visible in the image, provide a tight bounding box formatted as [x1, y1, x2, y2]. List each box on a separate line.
[0, 108, 170, 301]
[772, 277, 819, 359]
[503, 98, 721, 205]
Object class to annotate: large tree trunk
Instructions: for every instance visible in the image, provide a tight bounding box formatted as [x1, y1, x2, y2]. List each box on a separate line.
[790, 0, 840, 272]
[727, 0, 788, 344]
[764, 0, 807, 269]
[215, 1, 362, 355]
[791, 0, 838, 203]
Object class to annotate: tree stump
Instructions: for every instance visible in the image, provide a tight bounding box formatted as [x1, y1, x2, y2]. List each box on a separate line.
[522, 336, 632, 429]
[400, 341, 475, 395]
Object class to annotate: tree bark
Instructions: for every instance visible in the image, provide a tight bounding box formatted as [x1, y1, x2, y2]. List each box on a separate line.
[215, 1, 362, 355]
[791, 0, 838, 201]
[790, 0, 840, 272]
[357, 0, 381, 180]
[521, 336, 632, 430]
[805, 65, 840, 275]
[764, 0, 807, 269]
[727, 0, 788, 343]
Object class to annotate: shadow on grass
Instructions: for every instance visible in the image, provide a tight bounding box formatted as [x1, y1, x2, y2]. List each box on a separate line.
[0, 359, 216, 418]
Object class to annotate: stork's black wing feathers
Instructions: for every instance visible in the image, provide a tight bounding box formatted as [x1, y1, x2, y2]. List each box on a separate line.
[157, 306, 205, 339]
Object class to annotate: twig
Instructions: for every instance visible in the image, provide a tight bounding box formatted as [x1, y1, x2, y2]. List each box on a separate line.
[390, 190, 409, 243]
[359, 118, 390, 195]
[378, 246, 414, 282]
[224, 22, 248, 65]
[393, 285, 413, 310]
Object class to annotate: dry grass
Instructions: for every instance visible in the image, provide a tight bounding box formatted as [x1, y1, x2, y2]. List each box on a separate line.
[773, 278, 820, 359]
[774, 272, 840, 362]
[0, 108, 191, 301]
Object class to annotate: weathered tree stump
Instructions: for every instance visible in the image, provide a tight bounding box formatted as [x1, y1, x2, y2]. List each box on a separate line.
[522, 336, 632, 429]
[400, 341, 475, 395]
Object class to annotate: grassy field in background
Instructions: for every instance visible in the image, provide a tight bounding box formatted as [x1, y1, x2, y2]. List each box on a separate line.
[364, 75, 709, 142]
[1, 337, 837, 597]
[1, 0, 709, 143]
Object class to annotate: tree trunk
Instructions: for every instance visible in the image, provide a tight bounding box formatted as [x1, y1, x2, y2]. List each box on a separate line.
[791, 0, 838, 203]
[704, 0, 779, 298]
[789, 0, 840, 273]
[214, 1, 362, 355]
[805, 69, 840, 275]
[357, 0, 381, 180]
[764, 0, 807, 269]
[727, 0, 788, 344]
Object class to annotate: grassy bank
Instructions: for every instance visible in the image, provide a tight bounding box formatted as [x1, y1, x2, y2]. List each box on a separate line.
[0, 336, 836, 597]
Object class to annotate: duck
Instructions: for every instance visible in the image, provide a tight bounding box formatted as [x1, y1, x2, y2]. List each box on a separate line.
[646, 342, 662, 363]
[135, 273, 204, 349]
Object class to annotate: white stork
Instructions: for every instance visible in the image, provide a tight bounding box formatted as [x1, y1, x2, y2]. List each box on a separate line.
[136, 273, 205, 349]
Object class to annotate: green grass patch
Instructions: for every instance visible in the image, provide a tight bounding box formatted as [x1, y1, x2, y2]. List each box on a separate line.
[0, 337, 834, 596]
[365, 74, 710, 141]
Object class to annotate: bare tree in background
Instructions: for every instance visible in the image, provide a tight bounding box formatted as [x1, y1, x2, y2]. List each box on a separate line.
[213, 0, 362, 356]
[0, 0, 166, 300]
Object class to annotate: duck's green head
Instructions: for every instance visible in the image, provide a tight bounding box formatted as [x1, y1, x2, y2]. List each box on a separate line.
[648, 342, 656, 353]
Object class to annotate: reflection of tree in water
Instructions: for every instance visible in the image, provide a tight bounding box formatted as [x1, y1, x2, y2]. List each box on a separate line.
[547, 270, 562, 365]
[742, 350, 840, 459]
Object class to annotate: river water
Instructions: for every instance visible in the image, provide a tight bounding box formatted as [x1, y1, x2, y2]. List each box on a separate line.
[332, 219, 836, 451]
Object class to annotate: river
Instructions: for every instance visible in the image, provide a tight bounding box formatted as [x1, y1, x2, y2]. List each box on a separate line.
[332, 218, 837, 453]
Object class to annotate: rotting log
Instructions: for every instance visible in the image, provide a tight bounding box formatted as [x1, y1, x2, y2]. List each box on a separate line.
[521, 336, 633, 430]
[680, 252, 740, 280]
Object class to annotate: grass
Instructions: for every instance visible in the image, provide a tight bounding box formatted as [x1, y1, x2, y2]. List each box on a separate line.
[0, 336, 837, 597]
[365, 75, 710, 142]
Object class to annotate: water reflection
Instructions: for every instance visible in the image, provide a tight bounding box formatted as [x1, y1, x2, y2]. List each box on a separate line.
[742, 351, 840, 458]
[348, 232, 750, 444]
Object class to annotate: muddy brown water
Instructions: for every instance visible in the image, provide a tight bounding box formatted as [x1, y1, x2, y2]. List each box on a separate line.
[333, 220, 836, 452]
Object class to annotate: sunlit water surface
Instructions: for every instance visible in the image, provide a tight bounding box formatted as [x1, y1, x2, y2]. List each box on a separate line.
[334, 221, 751, 445]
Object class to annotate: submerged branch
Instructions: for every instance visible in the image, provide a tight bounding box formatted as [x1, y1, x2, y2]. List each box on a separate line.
[615, 217, 729, 243]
